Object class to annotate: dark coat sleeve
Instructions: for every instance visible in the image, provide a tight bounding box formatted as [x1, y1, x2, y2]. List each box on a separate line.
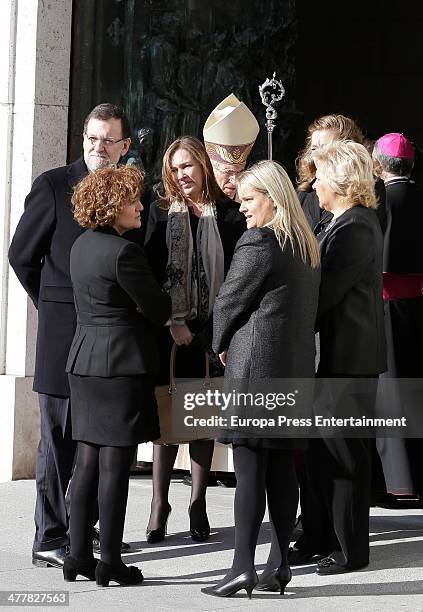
[116, 242, 171, 327]
[192, 201, 247, 351]
[213, 229, 271, 354]
[143, 201, 169, 284]
[317, 219, 374, 319]
[297, 189, 320, 230]
[8, 174, 56, 308]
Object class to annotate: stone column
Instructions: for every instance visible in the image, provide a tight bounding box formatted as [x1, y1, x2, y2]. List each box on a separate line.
[0, 0, 72, 482]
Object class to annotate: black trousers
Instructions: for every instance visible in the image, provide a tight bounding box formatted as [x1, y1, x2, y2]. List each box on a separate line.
[295, 374, 376, 568]
[300, 437, 371, 569]
[33, 394, 76, 552]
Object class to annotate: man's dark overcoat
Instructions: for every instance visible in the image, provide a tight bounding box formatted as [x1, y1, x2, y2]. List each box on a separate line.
[9, 158, 87, 396]
[8, 158, 148, 396]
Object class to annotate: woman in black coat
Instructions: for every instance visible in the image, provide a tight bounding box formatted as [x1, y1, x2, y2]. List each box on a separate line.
[144, 136, 246, 544]
[201, 160, 321, 598]
[288, 116, 387, 567]
[63, 166, 171, 586]
[299, 141, 386, 575]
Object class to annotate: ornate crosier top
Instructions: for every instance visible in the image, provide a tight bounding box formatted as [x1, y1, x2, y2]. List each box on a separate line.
[259, 72, 285, 160]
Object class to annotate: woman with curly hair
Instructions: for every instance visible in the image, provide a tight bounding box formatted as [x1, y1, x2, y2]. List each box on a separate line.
[63, 165, 171, 587]
[144, 136, 246, 544]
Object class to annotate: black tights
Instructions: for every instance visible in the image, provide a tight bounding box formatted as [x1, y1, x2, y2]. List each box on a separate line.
[226, 445, 298, 579]
[69, 442, 135, 565]
[147, 440, 214, 530]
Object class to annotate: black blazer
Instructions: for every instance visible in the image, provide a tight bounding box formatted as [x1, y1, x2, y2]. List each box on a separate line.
[66, 227, 171, 377]
[316, 205, 387, 375]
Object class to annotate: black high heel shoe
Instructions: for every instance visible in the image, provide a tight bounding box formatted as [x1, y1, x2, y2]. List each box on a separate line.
[256, 566, 292, 594]
[146, 503, 171, 544]
[63, 556, 98, 582]
[201, 569, 258, 599]
[95, 561, 143, 587]
[189, 501, 210, 542]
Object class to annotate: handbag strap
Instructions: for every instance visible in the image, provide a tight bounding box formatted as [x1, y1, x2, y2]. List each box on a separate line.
[169, 342, 210, 394]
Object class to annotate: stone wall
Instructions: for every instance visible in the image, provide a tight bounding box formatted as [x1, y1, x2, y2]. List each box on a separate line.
[0, 0, 73, 481]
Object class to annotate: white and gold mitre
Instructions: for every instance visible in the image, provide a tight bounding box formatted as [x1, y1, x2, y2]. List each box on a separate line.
[203, 94, 260, 169]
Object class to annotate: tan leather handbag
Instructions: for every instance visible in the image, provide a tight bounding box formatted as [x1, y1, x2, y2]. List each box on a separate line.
[154, 343, 221, 444]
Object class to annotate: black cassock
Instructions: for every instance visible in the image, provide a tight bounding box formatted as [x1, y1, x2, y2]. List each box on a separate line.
[376, 177, 423, 497]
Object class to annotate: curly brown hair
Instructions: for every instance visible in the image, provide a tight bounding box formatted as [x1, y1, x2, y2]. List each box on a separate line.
[72, 165, 144, 228]
[297, 114, 365, 191]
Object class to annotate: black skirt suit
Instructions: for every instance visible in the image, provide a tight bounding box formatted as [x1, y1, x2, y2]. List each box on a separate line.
[66, 226, 171, 446]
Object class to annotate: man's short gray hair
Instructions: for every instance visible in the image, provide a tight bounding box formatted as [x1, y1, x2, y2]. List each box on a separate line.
[372, 143, 414, 177]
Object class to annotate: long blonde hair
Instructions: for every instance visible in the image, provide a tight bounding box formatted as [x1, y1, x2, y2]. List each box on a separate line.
[237, 161, 320, 268]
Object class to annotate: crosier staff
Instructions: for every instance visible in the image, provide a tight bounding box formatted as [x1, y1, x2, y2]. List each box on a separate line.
[258, 72, 285, 160]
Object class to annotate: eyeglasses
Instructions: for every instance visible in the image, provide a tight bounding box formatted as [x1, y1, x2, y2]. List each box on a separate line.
[216, 169, 242, 182]
[85, 135, 127, 147]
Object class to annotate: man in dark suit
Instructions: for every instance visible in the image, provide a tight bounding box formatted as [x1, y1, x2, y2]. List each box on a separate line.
[8, 103, 132, 568]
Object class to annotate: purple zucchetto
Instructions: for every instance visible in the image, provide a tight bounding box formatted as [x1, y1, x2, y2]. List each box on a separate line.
[376, 133, 415, 159]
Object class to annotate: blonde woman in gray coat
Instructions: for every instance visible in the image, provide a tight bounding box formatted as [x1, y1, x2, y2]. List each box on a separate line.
[202, 161, 320, 599]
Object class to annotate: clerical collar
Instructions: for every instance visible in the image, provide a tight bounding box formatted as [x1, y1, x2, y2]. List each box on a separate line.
[384, 176, 411, 185]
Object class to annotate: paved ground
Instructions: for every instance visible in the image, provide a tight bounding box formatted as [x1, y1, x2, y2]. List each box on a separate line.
[1, 475, 423, 611]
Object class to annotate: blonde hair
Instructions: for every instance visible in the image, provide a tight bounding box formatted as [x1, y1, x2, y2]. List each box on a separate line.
[313, 141, 377, 209]
[161, 136, 222, 207]
[297, 114, 365, 191]
[236, 161, 320, 268]
[72, 165, 144, 228]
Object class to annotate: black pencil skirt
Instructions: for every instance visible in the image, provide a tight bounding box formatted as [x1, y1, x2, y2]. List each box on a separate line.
[69, 373, 160, 447]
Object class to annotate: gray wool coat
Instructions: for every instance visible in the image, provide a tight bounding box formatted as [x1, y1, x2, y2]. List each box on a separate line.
[212, 228, 320, 447]
[213, 227, 320, 379]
